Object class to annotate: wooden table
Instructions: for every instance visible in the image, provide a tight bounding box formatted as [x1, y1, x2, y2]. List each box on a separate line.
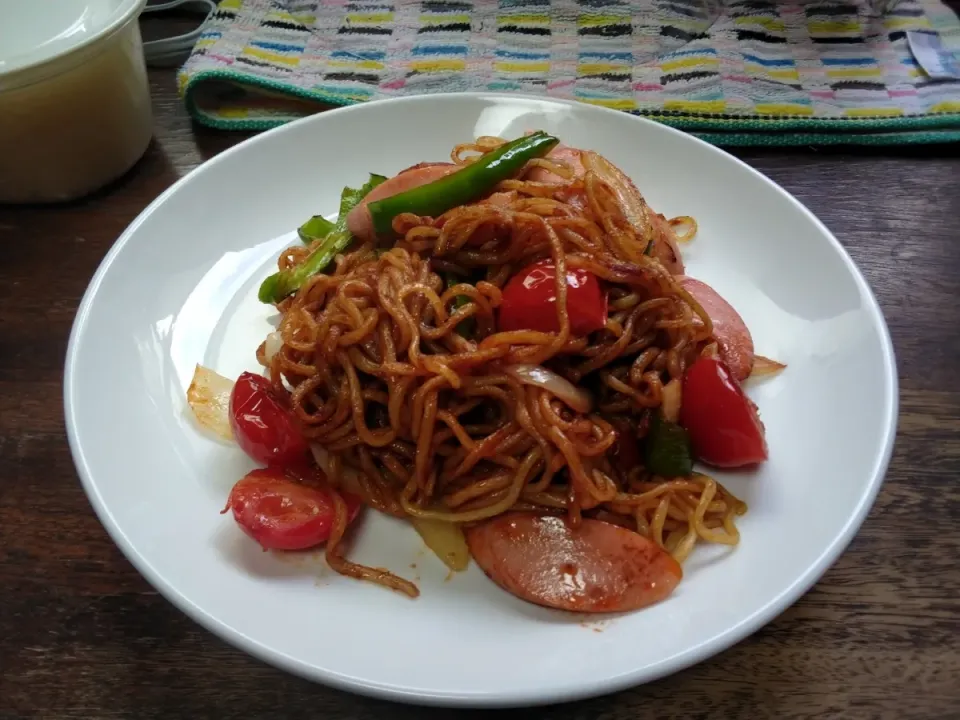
[2, 69, 959, 720]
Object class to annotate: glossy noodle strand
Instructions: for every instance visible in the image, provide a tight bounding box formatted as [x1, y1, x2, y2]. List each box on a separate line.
[265, 137, 746, 594]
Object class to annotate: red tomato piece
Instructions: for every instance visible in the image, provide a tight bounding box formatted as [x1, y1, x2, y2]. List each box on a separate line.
[498, 260, 607, 336]
[229, 372, 308, 467]
[680, 356, 768, 468]
[223, 468, 362, 551]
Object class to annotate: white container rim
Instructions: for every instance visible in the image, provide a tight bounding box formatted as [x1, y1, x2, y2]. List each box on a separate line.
[0, 0, 147, 90]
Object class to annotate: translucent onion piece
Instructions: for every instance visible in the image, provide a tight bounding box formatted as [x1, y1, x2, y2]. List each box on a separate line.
[582, 150, 649, 231]
[263, 331, 283, 365]
[750, 355, 787, 379]
[411, 518, 470, 572]
[310, 443, 365, 497]
[505, 364, 593, 414]
[186, 364, 234, 442]
[661, 378, 682, 424]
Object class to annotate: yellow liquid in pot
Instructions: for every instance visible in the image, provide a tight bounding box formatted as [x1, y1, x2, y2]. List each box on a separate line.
[0, 23, 153, 204]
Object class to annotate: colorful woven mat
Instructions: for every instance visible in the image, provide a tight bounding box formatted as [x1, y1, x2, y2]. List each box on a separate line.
[178, 0, 960, 145]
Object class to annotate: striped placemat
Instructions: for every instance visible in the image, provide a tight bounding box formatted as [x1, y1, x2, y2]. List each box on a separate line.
[178, 0, 960, 145]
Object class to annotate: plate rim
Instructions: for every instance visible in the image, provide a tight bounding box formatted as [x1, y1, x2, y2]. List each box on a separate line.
[64, 91, 899, 707]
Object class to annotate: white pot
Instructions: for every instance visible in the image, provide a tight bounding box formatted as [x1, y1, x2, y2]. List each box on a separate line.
[0, 0, 153, 204]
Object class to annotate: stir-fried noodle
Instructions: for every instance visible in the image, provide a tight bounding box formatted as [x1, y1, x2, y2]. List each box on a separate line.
[262, 137, 746, 594]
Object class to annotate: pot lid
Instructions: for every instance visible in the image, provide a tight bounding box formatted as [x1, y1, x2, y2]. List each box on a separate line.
[0, 0, 144, 78]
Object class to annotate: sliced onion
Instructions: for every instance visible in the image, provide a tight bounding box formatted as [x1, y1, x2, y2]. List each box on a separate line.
[310, 443, 365, 497]
[582, 150, 650, 232]
[749, 355, 787, 379]
[668, 215, 698, 243]
[263, 331, 283, 366]
[505, 364, 593, 414]
[661, 378, 682, 424]
[312, 444, 470, 571]
[411, 518, 470, 572]
[186, 365, 234, 442]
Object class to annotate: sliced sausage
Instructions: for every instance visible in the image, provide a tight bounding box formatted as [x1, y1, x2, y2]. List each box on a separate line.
[465, 512, 682, 613]
[526, 144, 586, 184]
[678, 276, 754, 381]
[346, 163, 458, 241]
[397, 161, 453, 175]
[480, 190, 517, 208]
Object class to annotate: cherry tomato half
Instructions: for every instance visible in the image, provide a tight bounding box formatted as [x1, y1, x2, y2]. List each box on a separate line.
[223, 468, 362, 551]
[229, 371, 308, 467]
[679, 356, 768, 468]
[498, 260, 607, 336]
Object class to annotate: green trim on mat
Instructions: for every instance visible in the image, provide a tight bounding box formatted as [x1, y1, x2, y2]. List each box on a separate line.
[694, 130, 960, 145]
[181, 68, 960, 145]
[641, 110, 960, 132]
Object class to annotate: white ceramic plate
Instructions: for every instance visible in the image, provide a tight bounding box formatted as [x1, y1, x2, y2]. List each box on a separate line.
[65, 94, 897, 707]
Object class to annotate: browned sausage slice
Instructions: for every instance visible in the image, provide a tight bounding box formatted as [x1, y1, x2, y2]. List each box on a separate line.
[526, 144, 586, 184]
[465, 512, 682, 613]
[678, 276, 755, 381]
[346, 163, 458, 241]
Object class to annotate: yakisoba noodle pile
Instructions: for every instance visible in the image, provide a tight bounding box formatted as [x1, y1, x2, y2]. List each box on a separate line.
[263, 136, 747, 597]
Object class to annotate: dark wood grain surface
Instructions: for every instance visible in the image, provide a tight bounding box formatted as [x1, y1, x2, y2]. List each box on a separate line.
[2, 68, 959, 720]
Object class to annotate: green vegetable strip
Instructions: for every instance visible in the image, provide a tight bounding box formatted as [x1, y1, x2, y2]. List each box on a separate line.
[644, 414, 694, 478]
[445, 274, 475, 338]
[337, 174, 387, 219]
[367, 131, 559, 237]
[259, 173, 387, 304]
[297, 215, 335, 244]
